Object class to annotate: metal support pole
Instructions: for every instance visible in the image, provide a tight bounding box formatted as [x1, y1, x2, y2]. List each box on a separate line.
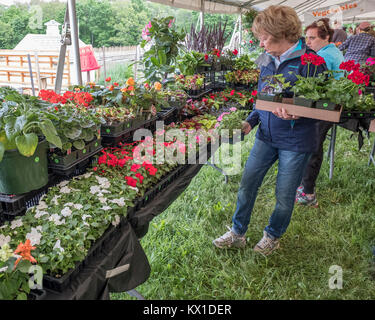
[55, 6, 70, 94]
[34, 52, 41, 92]
[329, 124, 337, 180]
[239, 11, 243, 55]
[369, 138, 375, 166]
[68, 0, 82, 85]
[27, 54, 35, 96]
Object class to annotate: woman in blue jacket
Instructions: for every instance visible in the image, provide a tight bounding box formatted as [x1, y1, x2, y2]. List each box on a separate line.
[213, 5, 327, 255]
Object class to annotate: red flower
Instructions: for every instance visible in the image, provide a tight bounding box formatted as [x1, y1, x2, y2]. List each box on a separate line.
[93, 167, 98, 171]
[125, 176, 138, 187]
[301, 53, 325, 66]
[348, 70, 370, 86]
[339, 60, 360, 72]
[251, 90, 258, 97]
[131, 164, 141, 172]
[232, 49, 238, 56]
[105, 77, 111, 82]
[204, 54, 209, 61]
[135, 173, 144, 184]
[113, 82, 119, 86]
[230, 90, 235, 96]
[98, 154, 107, 165]
[147, 166, 158, 176]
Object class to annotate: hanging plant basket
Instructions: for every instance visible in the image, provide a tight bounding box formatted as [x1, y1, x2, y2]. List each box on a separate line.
[0, 140, 49, 195]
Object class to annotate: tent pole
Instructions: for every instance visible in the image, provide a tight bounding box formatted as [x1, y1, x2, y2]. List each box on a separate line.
[200, 0, 204, 31]
[68, 0, 82, 85]
[239, 10, 242, 55]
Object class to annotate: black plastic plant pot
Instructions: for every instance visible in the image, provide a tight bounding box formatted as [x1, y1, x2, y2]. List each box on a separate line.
[293, 96, 315, 108]
[122, 119, 133, 131]
[257, 93, 281, 102]
[315, 100, 338, 111]
[48, 149, 79, 167]
[0, 140, 49, 195]
[101, 121, 124, 136]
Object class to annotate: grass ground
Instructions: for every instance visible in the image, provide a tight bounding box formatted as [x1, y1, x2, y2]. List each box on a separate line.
[111, 126, 375, 300]
[97, 62, 134, 85]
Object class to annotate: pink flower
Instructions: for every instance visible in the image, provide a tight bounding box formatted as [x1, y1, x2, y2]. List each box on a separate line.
[217, 112, 230, 122]
[249, 40, 253, 44]
[214, 122, 220, 129]
[366, 57, 375, 66]
[229, 107, 237, 112]
[358, 89, 363, 95]
[168, 19, 175, 28]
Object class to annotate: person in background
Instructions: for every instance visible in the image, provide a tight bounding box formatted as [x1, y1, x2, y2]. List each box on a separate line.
[296, 18, 345, 207]
[332, 20, 348, 44]
[339, 21, 375, 64]
[347, 26, 354, 37]
[213, 5, 327, 255]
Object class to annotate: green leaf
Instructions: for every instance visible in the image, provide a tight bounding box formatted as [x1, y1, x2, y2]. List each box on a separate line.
[63, 126, 82, 140]
[150, 57, 160, 67]
[158, 50, 167, 65]
[39, 119, 62, 149]
[15, 133, 38, 157]
[73, 139, 85, 150]
[16, 292, 27, 300]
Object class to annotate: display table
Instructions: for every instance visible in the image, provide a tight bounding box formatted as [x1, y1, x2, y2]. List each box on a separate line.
[33, 163, 205, 300]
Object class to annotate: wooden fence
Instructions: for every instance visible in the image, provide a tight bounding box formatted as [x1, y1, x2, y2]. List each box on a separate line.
[0, 50, 71, 93]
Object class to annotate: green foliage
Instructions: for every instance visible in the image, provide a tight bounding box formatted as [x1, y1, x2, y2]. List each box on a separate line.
[141, 16, 186, 83]
[216, 110, 248, 138]
[0, 87, 62, 161]
[177, 51, 210, 76]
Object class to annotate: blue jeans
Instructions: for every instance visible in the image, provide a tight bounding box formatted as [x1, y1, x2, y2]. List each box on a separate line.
[232, 138, 311, 239]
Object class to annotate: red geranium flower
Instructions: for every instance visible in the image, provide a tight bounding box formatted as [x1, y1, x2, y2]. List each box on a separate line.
[339, 60, 360, 72]
[131, 164, 141, 172]
[232, 49, 238, 56]
[125, 176, 137, 187]
[105, 77, 111, 82]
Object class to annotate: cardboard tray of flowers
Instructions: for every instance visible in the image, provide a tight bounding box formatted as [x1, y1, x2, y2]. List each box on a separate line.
[256, 98, 342, 122]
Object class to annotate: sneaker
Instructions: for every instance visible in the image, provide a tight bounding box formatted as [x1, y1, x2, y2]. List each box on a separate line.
[253, 231, 280, 256]
[213, 226, 246, 249]
[295, 191, 319, 208]
[296, 185, 304, 196]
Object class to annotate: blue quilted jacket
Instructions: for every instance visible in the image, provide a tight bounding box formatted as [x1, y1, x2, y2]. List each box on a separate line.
[247, 38, 327, 153]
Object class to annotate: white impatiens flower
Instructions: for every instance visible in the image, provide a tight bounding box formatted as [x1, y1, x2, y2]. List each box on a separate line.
[36, 201, 48, 210]
[73, 204, 83, 210]
[57, 180, 70, 188]
[53, 240, 64, 252]
[101, 206, 112, 211]
[10, 218, 23, 230]
[0, 266, 8, 273]
[82, 172, 93, 179]
[112, 215, 121, 227]
[26, 227, 42, 246]
[61, 207, 72, 217]
[82, 214, 92, 221]
[110, 198, 126, 207]
[100, 189, 111, 194]
[98, 197, 107, 204]
[63, 202, 74, 207]
[95, 176, 111, 189]
[35, 210, 49, 219]
[128, 186, 139, 192]
[90, 185, 101, 195]
[60, 186, 71, 194]
[0, 235, 11, 248]
[51, 195, 61, 206]
[49, 214, 65, 226]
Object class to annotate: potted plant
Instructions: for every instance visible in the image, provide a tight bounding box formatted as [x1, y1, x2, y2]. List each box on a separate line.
[0, 90, 62, 194]
[177, 51, 211, 76]
[360, 57, 375, 95]
[141, 17, 186, 83]
[257, 74, 291, 102]
[215, 109, 249, 143]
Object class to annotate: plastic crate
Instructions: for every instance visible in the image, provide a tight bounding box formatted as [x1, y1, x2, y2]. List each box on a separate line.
[341, 111, 375, 119]
[0, 173, 59, 222]
[48, 144, 103, 177]
[157, 107, 178, 125]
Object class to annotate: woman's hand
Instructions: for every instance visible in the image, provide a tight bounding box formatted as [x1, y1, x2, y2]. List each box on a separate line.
[272, 107, 300, 120]
[242, 121, 252, 135]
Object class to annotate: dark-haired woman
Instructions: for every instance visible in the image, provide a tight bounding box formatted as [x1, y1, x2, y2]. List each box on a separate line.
[296, 18, 344, 207]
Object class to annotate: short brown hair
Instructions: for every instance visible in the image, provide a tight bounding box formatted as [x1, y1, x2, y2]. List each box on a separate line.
[252, 5, 302, 43]
[305, 18, 334, 42]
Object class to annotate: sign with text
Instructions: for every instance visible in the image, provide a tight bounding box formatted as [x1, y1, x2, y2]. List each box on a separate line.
[303, 0, 375, 25]
[80, 46, 100, 72]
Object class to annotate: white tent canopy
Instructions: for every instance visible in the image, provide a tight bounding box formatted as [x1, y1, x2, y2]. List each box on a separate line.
[147, 0, 375, 24]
